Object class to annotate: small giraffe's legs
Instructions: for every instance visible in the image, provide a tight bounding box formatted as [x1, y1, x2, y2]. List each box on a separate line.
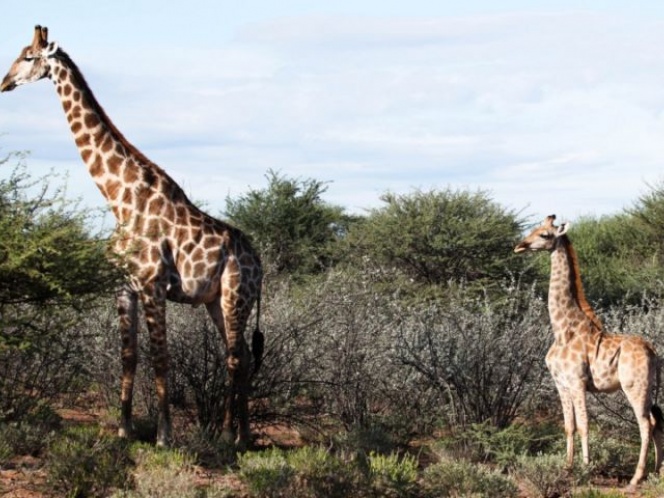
[624, 386, 657, 487]
[631, 414, 653, 488]
[555, 385, 577, 468]
[571, 390, 590, 466]
[117, 286, 139, 439]
[142, 287, 171, 447]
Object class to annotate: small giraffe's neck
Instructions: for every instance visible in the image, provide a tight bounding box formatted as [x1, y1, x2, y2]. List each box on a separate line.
[549, 235, 603, 342]
[46, 49, 164, 223]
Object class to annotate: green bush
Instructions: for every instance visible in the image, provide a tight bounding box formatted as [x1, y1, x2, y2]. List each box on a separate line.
[177, 426, 237, 468]
[47, 426, 130, 497]
[0, 404, 61, 461]
[344, 187, 528, 290]
[586, 428, 640, 479]
[367, 451, 418, 497]
[640, 474, 664, 498]
[225, 170, 353, 277]
[514, 453, 592, 498]
[0, 160, 120, 422]
[440, 421, 559, 467]
[129, 443, 196, 470]
[287, 446, 360, 498]
[238, 446, 366, 498]
[238, 447, 294, 497]
[422, 457, 518, 497]
[0, 422, 51, 463]
[118, 444, 205, 498]
[333, 423, 402, 457]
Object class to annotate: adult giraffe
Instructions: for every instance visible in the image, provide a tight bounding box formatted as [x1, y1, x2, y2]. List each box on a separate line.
[514, 214, 663, 488]
[1, 25, 264, 447]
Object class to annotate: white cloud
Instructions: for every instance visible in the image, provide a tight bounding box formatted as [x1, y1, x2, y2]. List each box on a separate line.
[3, 9, 664, 224]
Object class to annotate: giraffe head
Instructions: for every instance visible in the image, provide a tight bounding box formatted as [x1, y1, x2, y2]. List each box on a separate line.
[1, 25, 59, 92]
[514, 214, 570, 254]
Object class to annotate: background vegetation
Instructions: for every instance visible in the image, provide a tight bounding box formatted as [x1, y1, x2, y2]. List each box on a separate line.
[3, 150, 664, 496]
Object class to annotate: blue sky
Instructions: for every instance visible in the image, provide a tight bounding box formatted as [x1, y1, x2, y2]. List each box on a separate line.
[2, 1, 664, 227]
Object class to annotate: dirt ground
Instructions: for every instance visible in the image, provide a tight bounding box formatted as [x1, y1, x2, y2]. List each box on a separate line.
[0, 405, 653, 498]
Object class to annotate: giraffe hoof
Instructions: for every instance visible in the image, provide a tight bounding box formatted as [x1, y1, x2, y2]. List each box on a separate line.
[118, 426, 132, 439]
[156, 437, 169, 448]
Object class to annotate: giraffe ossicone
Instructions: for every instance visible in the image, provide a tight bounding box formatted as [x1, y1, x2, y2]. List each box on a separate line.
[1, 25, 264, 447]
[515, 214, 663, 488]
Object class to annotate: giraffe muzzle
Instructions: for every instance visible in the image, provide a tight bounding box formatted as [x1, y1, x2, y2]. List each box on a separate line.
[0, 76, 16, 92]
[514, 243, 529, 253]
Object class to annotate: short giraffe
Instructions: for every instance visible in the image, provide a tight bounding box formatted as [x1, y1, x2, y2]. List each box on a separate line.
[1, 25, 264, 447]
[514, 214, 663, 488]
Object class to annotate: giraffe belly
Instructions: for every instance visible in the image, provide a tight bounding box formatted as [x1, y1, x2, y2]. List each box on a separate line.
[167, 273, 219, 304]
[588, 367, 620, 393]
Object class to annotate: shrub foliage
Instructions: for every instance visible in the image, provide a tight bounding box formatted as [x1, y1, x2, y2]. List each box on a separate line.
[6, 152, 664, 494]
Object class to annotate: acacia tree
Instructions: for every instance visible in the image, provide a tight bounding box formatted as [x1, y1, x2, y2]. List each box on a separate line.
[0, 155, 120, 419]
[632, 180, 664, 240]
[344, 188, 528, 291]
[225, 170, 356, 277]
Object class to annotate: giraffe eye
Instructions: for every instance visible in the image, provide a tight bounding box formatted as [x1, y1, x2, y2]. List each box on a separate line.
[23, 56, 34, 62]
[539, 233, 553, 239]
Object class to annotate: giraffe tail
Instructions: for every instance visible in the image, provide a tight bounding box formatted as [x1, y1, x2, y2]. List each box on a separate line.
[251, 290, 264, 374]
[652, 404, 664, 434]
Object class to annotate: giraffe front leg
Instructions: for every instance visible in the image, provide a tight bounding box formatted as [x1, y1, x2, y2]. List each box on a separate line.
[556, 386, 576, 468]
[571, 389, 590, 466]
[142, 288, 171, 447]
[117, 286, 138, 439]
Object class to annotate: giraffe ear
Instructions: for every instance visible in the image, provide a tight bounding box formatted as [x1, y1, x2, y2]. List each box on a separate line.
[557, 222, 570, 236]
[44, 42, 58, 57]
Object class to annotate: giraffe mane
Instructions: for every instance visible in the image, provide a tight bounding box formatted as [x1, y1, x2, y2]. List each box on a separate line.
[560, 235, 603, 332]
[54, 49, 191, 204]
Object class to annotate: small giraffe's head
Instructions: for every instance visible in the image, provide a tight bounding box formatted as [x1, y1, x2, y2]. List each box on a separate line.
[1, 25, 59, 93]
[514, 214, 570, 254]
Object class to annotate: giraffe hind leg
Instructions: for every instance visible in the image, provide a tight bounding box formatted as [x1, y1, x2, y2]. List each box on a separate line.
[223, 327, 251, 448]
[206, 295, 252, 449]
[624, 386, 656, 487]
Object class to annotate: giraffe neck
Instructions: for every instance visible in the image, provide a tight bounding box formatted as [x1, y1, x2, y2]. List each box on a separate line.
[549, 235, 603, 343]
[46, 49, 165, 223]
